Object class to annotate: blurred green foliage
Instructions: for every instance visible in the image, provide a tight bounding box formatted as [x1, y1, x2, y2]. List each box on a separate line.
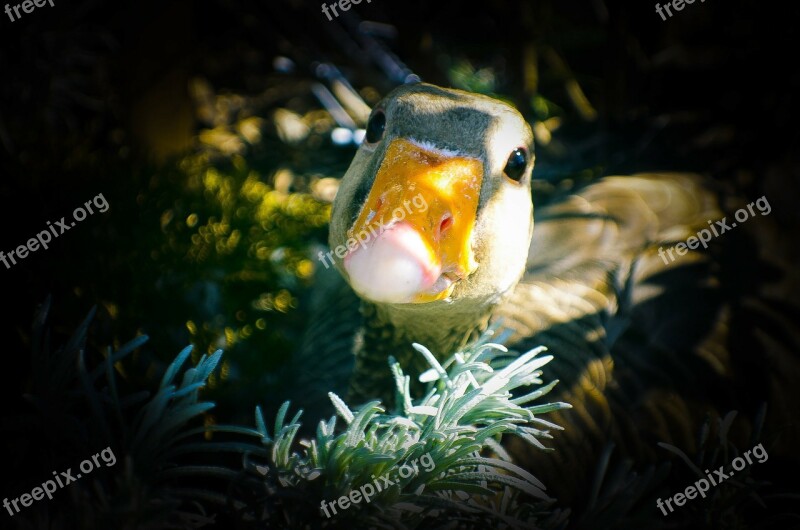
[99, 100, 351, 420]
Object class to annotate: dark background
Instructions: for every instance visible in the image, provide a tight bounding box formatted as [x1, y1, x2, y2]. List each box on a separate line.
[1, 0, 798, 527]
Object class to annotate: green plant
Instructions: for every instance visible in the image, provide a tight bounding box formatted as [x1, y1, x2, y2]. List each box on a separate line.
[9, 299, 252, 529]
[8, 301, 571, 529]
[235, 327, 572, 529]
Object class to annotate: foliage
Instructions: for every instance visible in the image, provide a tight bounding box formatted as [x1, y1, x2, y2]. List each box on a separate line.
[8, 302, 572, 529]
[231, 326, 572, 529]
[656, 408, 800, 529]
[8, 299, 249, 529]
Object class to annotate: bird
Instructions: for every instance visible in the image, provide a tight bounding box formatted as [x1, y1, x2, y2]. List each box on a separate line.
[294, 82, 800, 510]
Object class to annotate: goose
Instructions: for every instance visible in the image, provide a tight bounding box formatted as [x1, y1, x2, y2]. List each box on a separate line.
[296, 82, 800, 507]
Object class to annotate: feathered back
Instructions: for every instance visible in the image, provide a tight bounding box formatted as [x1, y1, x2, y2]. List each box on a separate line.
[497, 173, 800, 502]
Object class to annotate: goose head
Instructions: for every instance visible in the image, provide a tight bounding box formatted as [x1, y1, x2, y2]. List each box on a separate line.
[330, 83, 534, 317]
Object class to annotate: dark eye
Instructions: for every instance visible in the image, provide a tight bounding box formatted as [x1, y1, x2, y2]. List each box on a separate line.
[503, 148, 528, 182]
[365, 110, 386, 144]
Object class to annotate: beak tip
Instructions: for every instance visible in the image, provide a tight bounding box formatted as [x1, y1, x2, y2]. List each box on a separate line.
[343, 223, 443, 304]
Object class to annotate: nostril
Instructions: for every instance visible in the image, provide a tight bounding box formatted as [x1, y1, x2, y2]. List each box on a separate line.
[439, 214, 453, 234]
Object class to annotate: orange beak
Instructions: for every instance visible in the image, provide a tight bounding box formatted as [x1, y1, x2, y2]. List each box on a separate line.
[343, 138, 483, 303]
